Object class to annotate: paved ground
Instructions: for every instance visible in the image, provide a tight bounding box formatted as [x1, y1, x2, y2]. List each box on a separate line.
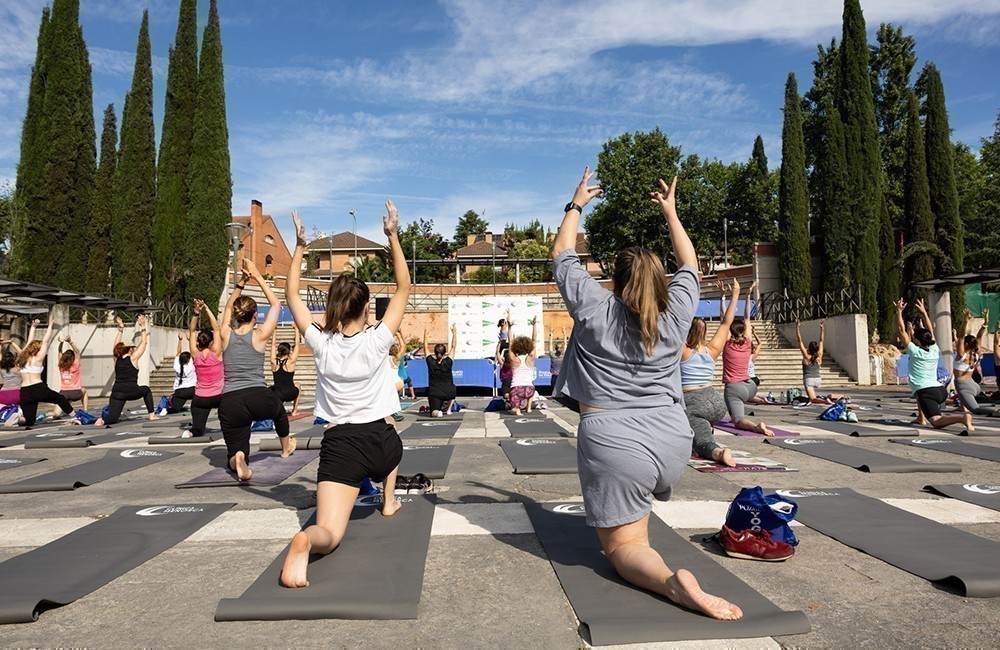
[0, 386, 998, 648]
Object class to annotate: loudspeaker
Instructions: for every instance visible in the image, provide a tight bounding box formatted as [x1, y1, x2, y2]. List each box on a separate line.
[375, 297, 390, 319]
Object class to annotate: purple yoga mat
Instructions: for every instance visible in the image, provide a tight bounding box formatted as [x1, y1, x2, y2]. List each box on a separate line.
[713, 420, 799, 437]
[175, 450, 319, 488]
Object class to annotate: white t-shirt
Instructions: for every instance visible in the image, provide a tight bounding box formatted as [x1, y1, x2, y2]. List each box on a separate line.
[173, 357, 198, 391]
[305, 321, 401, 425]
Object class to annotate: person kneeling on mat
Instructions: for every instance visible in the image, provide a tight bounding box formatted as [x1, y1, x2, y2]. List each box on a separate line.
[18, 311, 75, 428]
[506, 317, 538, 415]
[279, 204, 408, 588]
[95, 315, 160, 427]
[953, 308, 993, 416]
[424, 324, 458, 417]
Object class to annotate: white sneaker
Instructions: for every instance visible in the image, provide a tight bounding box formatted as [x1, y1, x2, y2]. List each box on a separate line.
[181, 430, 193, 438]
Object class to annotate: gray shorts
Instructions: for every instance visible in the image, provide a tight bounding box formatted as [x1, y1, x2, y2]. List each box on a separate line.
[576, 404, 693, 529]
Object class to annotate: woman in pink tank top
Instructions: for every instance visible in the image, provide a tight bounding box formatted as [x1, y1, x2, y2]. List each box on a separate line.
[186, 300, 224, 438]
[721, 297, 772, 436]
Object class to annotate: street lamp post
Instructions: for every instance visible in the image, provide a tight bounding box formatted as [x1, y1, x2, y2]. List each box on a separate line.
[349, 209, 358, 269]
[723, 218, 729, 269]
[224, 221, 247, 288]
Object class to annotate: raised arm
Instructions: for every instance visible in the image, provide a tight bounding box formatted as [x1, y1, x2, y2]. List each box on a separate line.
[201, 303, 223, 356]
[290, 333, 302, 364]
[817, 319, 825, 361]
[221, 267, 249, 340]
[529, 317, 538, 358]
[176, 331, 183, 358]
[977, 308, 989, 347]
[708, 279, 741, 358]
[5, 339, 22, 355]
[27, 318, 38, 344]
[423, 327, 429, 357]
[246, 258, 280, 343]
[552, 167, 602, 258]
[651, 176, 697, 269]
[286, 211, 317, 336]
[795, 319, 808, 358]
[36, 310, 56, 357]
[112, 316, 124, 349]
[131, 315, 149, 363]
[895, 299, 911, 348]
[448, 324, 458, 358]
[751, 326, 762, 362]
[188, 303, 201, 355]
[379, 201, 411, 334]
[915, 298, 935, 338]
[394, 330, 406, 363]
[270, 329, 278, 366]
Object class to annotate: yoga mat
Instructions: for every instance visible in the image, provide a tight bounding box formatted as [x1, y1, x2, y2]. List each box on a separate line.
[924, 484, 1000, 513]
[526, 502, 810, 645]
[400, 420, 460, 439]
[0, 502, 233, 623]
[784, 420, 917, 437]
[0, 449, 180, 493]
[499, 439, 577, 474]
[398, 445, 454, 479]
[713, 420, 799, 438]
[147, 432, 220, 445]
[687, 450, 798, 473]
[0, 430, 86, 448]
[865, 418, 986, 437]
[764, 438, 961, 473]
[0, 456, 45, 471]
[889, 438, 1000, 463]
[260, 437, 323, 451]
[504, 417, 572, 438]
[175, 450, 319, 488]
[498, 410, 546, 419]
[24, 429, 148, 449]
[769, 488, 1000, 597]
[214, 495, 436, 621]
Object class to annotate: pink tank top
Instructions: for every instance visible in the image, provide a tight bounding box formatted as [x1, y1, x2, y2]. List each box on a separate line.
[60, 360, 82, 391]
[722, 339, 752, 384]
[193, 350, 224, 397]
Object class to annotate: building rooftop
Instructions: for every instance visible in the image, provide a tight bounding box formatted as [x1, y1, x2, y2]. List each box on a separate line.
[307, 232, 385, 252]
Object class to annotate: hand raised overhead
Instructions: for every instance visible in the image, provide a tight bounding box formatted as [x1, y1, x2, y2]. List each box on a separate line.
[571, 167, 603, 208]
[291, 210, 307, 248]
[650, 176, 679, 218]
[383, 201, 399, 238]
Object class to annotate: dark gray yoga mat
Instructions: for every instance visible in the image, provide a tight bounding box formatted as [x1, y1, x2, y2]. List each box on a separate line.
[24, 429, 148, 449]
[0, 430, 85, 448]
[864, 417, 999, 437]
[785, 420, 918, 437]
[769, 488, 1000, 597]
[526, 502, 810, 645]
[500, 439, 577, 474]
[215, 495, 436, 621]
[504, 416, 571, 438]
[0, 456, 45, 471]
[764, 438, 961, 473]
[889, 438, 1000, 463]
[147, 432, 220, 444]
[498, 410, 546, 419]
[0, 449, 180, 493]
[398, 445, 454, 479]
[924, 484, 1000, 513]
[400, 420, 460, 439]
[175, 450, 319, 488]
[0, 502, 233, 623]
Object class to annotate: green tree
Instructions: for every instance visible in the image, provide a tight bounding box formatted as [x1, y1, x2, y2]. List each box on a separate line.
[185, 0, 232, 308]
[778, 73, 812, 298]
[952, 143, 982, 270]
[453, 210, 489, 248]
[919, 62, 964, 322]
[816, 97, 851, 293]
[751, 135, 769, 181]
[838, 0, 883, 329]
[502, 239, 552, 282]
[345, 255, 390, 283]
[675, 154, 736, 266]
[152, 0, 199, 302]
[504, 219, 547, 247]
[398, 219, 452, 283]
[585, 128, 682, 270]
[901, 91, 936, 301]
[86, 104, 117, 293]
[967, 114, 1000, 269]
[112, 11, 156, 298]
[803, 38, 840, 190]
[0, 181, 18, 272]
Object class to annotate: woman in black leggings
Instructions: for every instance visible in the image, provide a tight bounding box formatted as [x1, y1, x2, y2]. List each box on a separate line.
[17, 310, 74, 428]
[269, 329, 302, 415]
[423, 324, 458, 417]
[95, 315, 160, 427]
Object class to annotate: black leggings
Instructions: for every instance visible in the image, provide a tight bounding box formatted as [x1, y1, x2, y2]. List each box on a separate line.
[190, 393, 222, 436]
[105, 385, 154, 425]
[218, 387, 290, 461]
[270, 383, 299, 403]
[428, 390, 456, 413]
[166, 386, 196, 413]
[916, 385, 948, 419]
[19, 383, 74, 428]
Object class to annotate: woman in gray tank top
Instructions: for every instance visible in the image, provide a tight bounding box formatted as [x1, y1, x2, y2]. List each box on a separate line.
[217, 258, 294, 481]
[552, 169, 742, 622]
[795, 319, 842, 405]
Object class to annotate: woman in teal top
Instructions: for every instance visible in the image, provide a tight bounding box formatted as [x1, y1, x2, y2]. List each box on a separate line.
[895, 298, 973, 432]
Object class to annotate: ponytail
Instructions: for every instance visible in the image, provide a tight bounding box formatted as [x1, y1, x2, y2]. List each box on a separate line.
[322, 276, 370, 334]
[613, 247, 669, 356]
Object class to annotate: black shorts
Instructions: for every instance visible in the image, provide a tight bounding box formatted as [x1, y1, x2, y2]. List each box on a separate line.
[317, 419, 403, 488]
[60, 389, 85, 402]
[271, 384, 299, 403]
[916, 385, 947, 418]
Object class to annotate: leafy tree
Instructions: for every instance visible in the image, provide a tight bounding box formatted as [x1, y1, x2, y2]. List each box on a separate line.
[816, 96, 851, 293]
[967, 114, 1000, 269]
[111, 11, 155, 299]
[86, 104, 117, 293]
[152, 0, 199, 301]
[0, 181, 18, 273]
[803, 38, 840, 193]
[345, 255, 390, 283]
[778, 73, 811, 298]
[751, 135, 769, 181]
[504, 219, 547, 247]
[453, 210, 489, 248]
[901, 91, 936, 301]
[585, 128, 682, 270]
[501, 239, 552, 282]
[675, 154, 737, 266]
[723, 139, 778, 267]
[398, 219, 452, 283]
[185, 0, 231, 309]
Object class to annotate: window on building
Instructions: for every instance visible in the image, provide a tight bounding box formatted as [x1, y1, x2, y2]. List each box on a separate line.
[264, 235, 275, 244]
[265, 254, 273, 270]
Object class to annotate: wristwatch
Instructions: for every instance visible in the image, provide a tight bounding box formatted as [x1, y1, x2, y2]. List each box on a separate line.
[564, 202, 583, 214]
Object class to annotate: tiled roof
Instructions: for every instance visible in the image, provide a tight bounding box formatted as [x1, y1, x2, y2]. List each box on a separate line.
[307, 232, 384, 251]
[455, 240, 507, 257]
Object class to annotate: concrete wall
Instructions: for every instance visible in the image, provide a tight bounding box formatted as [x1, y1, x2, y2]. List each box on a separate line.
[777, 314, 871, 385]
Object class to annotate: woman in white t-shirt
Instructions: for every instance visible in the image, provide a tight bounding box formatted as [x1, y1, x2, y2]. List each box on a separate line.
[280, 202, 411, 589]
[162, 332, 198, 414]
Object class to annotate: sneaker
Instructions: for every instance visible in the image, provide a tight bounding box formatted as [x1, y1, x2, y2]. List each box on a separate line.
[407, 473, 433, 495]
[394, 475, 412, 495]
[180, 430, 194, 438]
[719, 525, 794, 561]
[846, 411, 858, 423]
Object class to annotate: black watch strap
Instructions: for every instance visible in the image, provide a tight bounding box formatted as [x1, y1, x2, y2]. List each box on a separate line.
[564, 202, 583, 214]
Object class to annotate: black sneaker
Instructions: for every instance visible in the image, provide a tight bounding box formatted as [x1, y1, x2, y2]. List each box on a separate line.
[394, 475, 412, 495]
[407, 473, 433, 495]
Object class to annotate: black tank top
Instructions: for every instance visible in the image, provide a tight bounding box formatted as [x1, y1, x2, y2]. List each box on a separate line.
[113, 356, 139, 391]
[426, 356, 454, 389]
[273, 358, 294, 388]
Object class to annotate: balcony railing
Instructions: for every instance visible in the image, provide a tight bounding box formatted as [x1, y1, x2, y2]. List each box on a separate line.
[757, 286, 863, 324]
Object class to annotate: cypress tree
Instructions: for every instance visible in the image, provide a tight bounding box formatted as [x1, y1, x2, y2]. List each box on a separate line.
[777, 73, 811, 299]
[920, 63, 965, 321]
[64, 25, 97, 290]
[185, 0, 232, 309]
[837, 0, 883, 330]
[111, 11, 156, 299]
[968, 114, 1000, 269]
[876, 196, 899, 338]
[152, 0, 199, 302]
[817, 97, 851, 294]
[751, 135, 768, 182]
[901, 91, 935, 300]
[86, 105, 117, 293]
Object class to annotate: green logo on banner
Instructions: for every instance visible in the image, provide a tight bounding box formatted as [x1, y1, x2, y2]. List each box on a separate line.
[482, 320, 492, 327]
[482, 301, 491, 308]
[528, 300, 539, 307]
[482, 339, 493, 346]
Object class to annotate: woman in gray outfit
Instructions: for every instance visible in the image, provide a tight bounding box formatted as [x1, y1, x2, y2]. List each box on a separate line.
[552, 168, 742, 622]
[954, 308, 993, 416]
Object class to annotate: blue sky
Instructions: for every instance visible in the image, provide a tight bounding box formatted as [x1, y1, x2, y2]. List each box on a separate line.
[1, 0, 998, 246]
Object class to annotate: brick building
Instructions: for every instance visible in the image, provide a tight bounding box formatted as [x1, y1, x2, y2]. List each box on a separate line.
[233, 200, 293, 279]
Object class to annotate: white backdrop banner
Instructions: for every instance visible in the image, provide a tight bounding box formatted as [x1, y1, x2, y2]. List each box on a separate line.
[448, 295, 544, 359]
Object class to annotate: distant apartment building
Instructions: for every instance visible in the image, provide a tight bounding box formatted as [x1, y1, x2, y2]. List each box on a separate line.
[307, 232, 385, 278]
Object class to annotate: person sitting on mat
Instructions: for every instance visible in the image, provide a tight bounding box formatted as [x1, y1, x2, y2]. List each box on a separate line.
[682, 279, 742, 467]
[52, 334, 88, 415]
[795, 319, 843, 405]
[269, 329, 303, 416]
[895, 298, 973, 431]
[953, 308, 993, 416]
[506, 317, 539, 415]
[17, 311, 75, 428]
[721, 295, 772, 435]
[0, 339, 24, 407]
[552, 167, 742, 622]
[94, 315, 160, 427]
[184, 300, 225, 439]
[424, 324, 458, 418]
[160, 332, 197, 415]
[280, 203, 408, 588]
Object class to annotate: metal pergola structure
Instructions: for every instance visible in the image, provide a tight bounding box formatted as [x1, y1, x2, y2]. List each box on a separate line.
[913, 268, 1000, 289]
[0, 278, 156, 316]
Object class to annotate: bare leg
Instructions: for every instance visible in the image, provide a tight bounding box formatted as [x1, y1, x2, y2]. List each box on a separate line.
[711, 447, 735, 467]
[930, 413, 974, 431]
[291, 386, 301, 416]
[736, 419, 772, 436]
[596, 516, 742, 621]
[82, 388, 89, 412]
[280, 481, 359, 588]
[280, 434, 297, 458]
[381, 465, 402, 517]
[229, 451, 253, 481]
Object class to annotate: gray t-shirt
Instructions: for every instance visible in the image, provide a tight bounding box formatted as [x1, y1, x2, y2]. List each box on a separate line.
[552, 249, 698, 409]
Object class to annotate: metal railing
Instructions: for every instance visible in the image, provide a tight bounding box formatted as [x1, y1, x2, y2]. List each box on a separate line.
[757, 286, 863, 324]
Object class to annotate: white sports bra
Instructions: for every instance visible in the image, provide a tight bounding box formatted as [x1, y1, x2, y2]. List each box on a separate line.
[20, 365, 44, 374]
[954, 352, 979, 373]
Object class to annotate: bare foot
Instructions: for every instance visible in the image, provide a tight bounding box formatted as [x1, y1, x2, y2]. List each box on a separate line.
[94, 418, 105, 427]
[712, 447, 736, 468]
[280, 531, 311, 588]
[664, 569, 743, 621]
[232, 452, 253, 481]
[290, 410, 299, 417]
[148, 413, 161, 421]
[758, 422, 773, 437]
[512, 408, 521, 416]
[964, 413, 975, 432]
[281, 436, 297, 459]
[382, 495, 402, 517]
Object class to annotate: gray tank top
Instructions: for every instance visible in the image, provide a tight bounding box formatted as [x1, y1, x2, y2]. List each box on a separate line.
[803, 361, 821, 379]
[223, 329, 265, 394]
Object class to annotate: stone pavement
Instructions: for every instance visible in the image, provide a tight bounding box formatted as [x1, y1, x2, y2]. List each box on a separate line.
[0, 387, 998, 648]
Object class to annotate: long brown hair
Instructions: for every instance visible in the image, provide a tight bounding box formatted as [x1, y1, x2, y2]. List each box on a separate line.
[730, 318, 747, 345]
[58, 349, 76, 372]
[807, 341, 820, 364]
[322, 275, 370, 334]
[686, 317, 707, 349]
[231, 296, 258, 325]
[16, 341, 41, 368]
[612, 247, 669, 356]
